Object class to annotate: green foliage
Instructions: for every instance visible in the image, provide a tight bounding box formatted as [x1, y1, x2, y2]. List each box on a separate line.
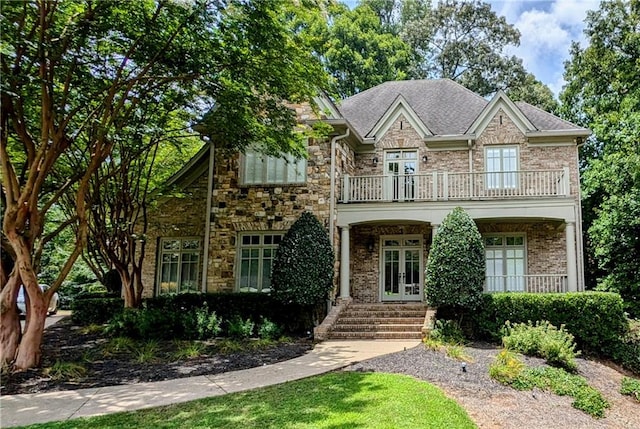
[102, 337, 136, 357]
[506, 72, 559, 113]
[71, 297, 124, 325]
[509, 367, 610, 418]
[258, 318, 283, 341]
[227, 317, 255, 339]
[425, 207, 485, 310]
[429, 319, 467, 345]
[45, 361, 88, 381]
[470, 292, 627, 355]
[620, 377, 640, 402]
[130, 340, 160, 364]
[171, 341, 208, 360]
[145, 292, 316, 334]
[501, 321, 580, 372]
[310, 2, 413, 98]
[194, 304, 222, 340]
[489, 349, 525, 384]
[560, 0, 640, 305]
[611, 327, 640, 375]
[271, 212, 335, 307]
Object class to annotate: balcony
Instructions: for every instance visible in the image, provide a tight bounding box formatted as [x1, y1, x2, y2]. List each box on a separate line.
[485, 274, 568, 293]
[340, 168, 570, 203]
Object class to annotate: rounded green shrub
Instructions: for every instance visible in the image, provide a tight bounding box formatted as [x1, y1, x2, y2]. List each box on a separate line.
[271, 212, 335, 306]
[425, 207, 485, 310]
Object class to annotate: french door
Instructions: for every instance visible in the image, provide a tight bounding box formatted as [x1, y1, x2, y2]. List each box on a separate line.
[385, 150, 417, 201]
[381, 236, 423, 301]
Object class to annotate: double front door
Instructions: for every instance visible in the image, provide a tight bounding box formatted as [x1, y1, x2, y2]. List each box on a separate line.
[381, 235, 423, 301]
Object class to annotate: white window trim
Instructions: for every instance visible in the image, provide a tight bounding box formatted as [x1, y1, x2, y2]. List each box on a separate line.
[484, 233, 528, 292]
[235, 231, 284, 293]
[485, 145, 520, 189]
[240, 150, 307, 186]
[156, 237, 202, 295]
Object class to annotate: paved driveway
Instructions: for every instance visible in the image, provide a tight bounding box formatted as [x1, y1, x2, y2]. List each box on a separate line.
[20, 310, 71, 333]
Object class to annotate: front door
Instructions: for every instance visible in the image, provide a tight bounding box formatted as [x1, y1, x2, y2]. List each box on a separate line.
[385, 150, 417, 201]
[381, 235, 423, 301]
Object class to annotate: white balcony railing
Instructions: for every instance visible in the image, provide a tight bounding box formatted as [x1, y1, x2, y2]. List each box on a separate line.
[485, 274, 568, 293]
[341, 168, 570, 203]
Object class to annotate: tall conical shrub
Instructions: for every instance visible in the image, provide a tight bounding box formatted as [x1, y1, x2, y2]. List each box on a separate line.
[271, 212, 335, 306]
[425, 207, 485, 309]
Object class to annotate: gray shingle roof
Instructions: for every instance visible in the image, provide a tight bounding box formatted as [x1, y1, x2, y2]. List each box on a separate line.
[338, 79, 586, 137]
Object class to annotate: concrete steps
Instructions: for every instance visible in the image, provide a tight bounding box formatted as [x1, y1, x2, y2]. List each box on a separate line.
[327, 303, 428, 340]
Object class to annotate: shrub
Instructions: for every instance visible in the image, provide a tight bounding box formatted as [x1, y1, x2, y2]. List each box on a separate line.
[509, 367, 609, 418]
[429, 319, 466, 345]
[489, 349, 525, 384]
[470, 292, 627, 355]
[194, 304, 222, 339]
[258, 318, 283, 340]
[271, 212, 335, 306]
[502, 321, 579, 372]
[227, 317, 254, 339]
[620, 377, 640, 402]
[45, 361, 87, 380]
[425, 207, 484, 310]
[71, 297, 124, 325]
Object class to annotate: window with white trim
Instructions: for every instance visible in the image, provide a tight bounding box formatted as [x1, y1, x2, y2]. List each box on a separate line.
[486, 147, 518, 189]
[237, 232, 284, 293]
[241, 151, 306, 185]
[484, 234, 526, 292]
[157, 238, 201, 294]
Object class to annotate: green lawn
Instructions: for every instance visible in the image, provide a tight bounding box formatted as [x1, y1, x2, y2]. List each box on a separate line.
[21, 372, 476, 429]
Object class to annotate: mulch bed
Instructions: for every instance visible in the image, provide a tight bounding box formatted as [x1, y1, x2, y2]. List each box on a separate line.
[1, 318, 313, 395]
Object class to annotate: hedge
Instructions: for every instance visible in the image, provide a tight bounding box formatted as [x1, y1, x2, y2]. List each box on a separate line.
[469, 292, 628, 355]
[144, 292, 321, 334]
[71, 297, 124, 325]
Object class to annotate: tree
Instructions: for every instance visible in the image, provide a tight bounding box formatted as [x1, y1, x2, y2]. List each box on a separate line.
[506, 73, 559, 114]
[271, 212, 335, 307]
[1, 0, 325, 370]
[560, 0, 640, 313]
[311, 2, 413, 98]
[400, 0, 527, 96]
[425, 207, 485, 310]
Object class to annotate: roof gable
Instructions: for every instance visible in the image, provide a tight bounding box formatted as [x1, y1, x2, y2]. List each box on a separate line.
[468, 91, 535, 135]
[367, 94, 432, 141]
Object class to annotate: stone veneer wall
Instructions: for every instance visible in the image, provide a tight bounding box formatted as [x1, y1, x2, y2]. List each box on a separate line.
[140, 174, 208, 297]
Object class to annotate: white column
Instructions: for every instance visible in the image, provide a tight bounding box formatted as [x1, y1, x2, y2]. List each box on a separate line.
[431, 224, 439, 244]
[339, 225, 350, 299]
[566, 221, 578, 292]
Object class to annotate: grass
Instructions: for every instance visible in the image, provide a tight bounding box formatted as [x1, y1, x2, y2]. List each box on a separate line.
[171, 341, 208, 360]
[44, 361, 87, 381]
[620, 376, 640, 402]
[16, 372, 477, 429]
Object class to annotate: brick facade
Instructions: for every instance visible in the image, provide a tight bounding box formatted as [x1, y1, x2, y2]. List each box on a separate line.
[143, 93, 583, 302]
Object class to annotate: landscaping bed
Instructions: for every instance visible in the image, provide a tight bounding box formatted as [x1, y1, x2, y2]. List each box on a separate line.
[1, 317, 312, 395]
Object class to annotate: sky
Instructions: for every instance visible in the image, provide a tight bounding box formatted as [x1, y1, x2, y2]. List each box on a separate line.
[342, 0, 602, 97]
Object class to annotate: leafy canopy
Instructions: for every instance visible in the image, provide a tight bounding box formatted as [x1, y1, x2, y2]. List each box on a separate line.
[425, 207, 485, 310]
[271, 212, 335, 306]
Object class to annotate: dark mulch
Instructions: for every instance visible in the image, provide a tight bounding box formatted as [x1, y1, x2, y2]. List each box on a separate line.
[1, 317, 313, 395]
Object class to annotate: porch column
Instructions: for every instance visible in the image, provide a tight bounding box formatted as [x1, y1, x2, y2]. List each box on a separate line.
[431, 224, 440, 243]
[339, 225, 350, 299]
[566, 221, 578, 292]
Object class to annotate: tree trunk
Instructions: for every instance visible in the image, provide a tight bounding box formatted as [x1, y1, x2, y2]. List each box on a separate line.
[0, 274, 22, 366]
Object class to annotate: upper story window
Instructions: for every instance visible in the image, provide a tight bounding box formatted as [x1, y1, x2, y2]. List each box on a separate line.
[237, 232, 284, 293]
[486, 146, 518, 189]
[157, 238, 201, 295]
[241, 150, 306, 186]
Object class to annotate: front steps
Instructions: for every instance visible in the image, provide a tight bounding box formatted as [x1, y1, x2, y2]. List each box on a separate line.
[326, 303, 428, 340]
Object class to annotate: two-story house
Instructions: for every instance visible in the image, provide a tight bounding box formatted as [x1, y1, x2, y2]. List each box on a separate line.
[140, 79, 590, 338]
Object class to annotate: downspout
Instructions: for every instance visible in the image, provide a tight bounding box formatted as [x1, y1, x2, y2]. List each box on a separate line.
[201, 139, 215, 293]
[329, 128, 350, 246]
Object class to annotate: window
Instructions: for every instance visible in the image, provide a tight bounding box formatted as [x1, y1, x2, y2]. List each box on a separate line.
[485, 234, 526, 292]
[486, 147, 518, 189]
[158, 238, 201, 294]
[237, 232, 283, 293]
[241, 150, 306, 185]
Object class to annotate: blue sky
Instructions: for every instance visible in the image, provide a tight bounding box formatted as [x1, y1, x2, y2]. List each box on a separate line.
[342, 0, 601, 97]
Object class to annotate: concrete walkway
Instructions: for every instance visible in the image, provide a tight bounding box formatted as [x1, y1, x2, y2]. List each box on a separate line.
[1, 340, 420, 428]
